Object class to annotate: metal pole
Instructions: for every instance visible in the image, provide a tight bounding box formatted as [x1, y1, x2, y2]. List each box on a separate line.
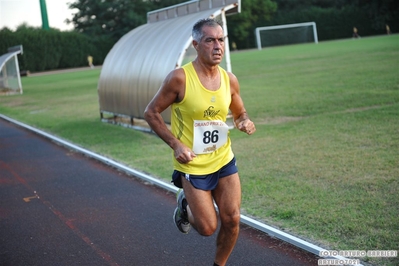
[221, 11, 232, 72]
[312, 22, 319, 44]
[14, 55, 23, 94]
[256, 28, 261, 50]
[39, 0, 50, 30]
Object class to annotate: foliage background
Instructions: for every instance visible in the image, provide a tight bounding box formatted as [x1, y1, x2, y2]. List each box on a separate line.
[0, 0, 398, 71]
[228, 0, 399, 49]
[0, 25, 113, 72]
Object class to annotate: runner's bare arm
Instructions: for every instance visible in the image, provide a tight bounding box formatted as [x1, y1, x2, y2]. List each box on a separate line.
[228, 72, 256, 135]
[144, 69, 196, 163]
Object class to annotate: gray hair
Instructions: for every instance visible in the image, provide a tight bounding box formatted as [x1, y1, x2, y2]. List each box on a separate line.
[192, 18, 223, 42]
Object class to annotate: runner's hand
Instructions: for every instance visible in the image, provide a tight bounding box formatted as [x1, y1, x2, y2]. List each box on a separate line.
[174, 145, 196, 164]
[236, 119, 256, 135]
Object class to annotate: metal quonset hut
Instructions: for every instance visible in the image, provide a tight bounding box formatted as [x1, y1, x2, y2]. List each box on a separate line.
[98, 0, 240, 129]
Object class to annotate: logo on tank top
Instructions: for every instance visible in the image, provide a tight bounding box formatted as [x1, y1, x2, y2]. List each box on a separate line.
[203, 106, 220, 118]
[211, 96, 216, 103]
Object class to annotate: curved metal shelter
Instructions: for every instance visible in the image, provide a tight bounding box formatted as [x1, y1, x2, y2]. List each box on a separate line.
[98, 0, 240, 127]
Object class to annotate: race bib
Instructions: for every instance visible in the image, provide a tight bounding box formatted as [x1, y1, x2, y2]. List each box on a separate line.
[193, 120, 229, 154]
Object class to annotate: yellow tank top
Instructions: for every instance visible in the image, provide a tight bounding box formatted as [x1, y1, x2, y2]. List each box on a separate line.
[171, 62, 234, 175]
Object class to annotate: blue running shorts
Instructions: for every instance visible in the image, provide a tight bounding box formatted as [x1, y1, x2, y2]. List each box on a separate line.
[172, 157, 238, 190]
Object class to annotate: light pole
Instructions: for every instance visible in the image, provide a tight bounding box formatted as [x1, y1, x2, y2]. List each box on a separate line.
[39, 0, 49, 30]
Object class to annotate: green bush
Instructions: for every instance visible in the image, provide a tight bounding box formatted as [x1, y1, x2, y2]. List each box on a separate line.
[0, 26, 114, 72]
[229, 2, 399, 49]
[270, 6, 382, 41]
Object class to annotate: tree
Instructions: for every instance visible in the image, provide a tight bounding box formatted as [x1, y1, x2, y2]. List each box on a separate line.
[66, 0, 186, 42]
[355, 0, 399, 30]
[272, 0, 399, 32]
[263, 0, 399, 43]
[227, 0, 277, 49]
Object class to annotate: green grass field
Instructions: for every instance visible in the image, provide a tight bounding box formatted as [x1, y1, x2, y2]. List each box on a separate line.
[1, 35, 398, 265]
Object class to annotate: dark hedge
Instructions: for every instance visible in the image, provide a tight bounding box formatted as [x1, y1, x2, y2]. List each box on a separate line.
[0, 27, 114, 72]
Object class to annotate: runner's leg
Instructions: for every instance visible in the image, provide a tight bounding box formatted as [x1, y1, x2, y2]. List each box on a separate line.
[181, 175, 218, 236]
[212, 173, 241, 266]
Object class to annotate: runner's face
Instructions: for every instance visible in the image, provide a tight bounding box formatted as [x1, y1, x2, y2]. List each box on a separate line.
[196, 25, 225, 65]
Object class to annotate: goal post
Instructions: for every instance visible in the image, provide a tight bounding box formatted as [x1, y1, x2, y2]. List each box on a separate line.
[255, 22, 318, 50]
[0, 45, 23, 96]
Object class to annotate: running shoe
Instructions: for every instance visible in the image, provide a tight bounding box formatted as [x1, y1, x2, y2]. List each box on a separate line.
[177, 189, 188, 219]
[173, 189, 190, 234]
